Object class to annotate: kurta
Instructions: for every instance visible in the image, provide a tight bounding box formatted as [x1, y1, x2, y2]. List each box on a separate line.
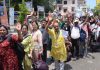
[48, 28, 67, 61]
[31, 30, 43, 60]
[0, 35, 20, 70]
[21, 34, 33, 70]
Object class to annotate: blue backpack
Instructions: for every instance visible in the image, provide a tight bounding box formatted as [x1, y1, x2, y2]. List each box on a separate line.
[80, 28, 86, 41]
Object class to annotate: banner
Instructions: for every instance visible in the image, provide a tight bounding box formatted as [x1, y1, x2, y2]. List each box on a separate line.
[25, 2, 32, 11]
[75, 9, 82, 18]
[75, 7, 83, 18]
[9, 8, 14, 25]
[37, 6, 45, 19]
[87, 8, 93, 16]
[0, 6, 4, 16]
[37, 6, 45, 12]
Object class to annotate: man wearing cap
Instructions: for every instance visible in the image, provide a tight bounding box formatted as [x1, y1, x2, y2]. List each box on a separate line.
[70, 18, 80, 60]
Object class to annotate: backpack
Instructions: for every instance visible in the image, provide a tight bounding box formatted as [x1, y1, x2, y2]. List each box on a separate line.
[80, 28, 86, 41]
[13, 42, 25, 60]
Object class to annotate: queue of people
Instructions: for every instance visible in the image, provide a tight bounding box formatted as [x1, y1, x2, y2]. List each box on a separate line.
[0, 11, 100, 70]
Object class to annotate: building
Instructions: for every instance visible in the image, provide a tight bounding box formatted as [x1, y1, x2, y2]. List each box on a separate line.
[56, 0, 87, 15]
[0, 0, 8, 26]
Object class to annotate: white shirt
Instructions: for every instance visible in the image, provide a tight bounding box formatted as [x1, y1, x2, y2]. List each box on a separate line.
[71, 26, 80, 39]
[96, 26, 100, 39]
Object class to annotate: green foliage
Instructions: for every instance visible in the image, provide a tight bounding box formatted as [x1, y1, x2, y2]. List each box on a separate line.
[10, 0, 31, 10]
[18, 0, 28, 24]
[93, 3, 100, 16]
[10, 0, 54, 13]
[10, 0, 22, 10]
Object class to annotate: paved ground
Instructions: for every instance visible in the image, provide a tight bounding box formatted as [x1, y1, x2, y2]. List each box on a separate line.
[48, 52, 100, 70]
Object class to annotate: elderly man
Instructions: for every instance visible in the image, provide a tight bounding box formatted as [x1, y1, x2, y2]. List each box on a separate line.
[45, 19, 67, 70]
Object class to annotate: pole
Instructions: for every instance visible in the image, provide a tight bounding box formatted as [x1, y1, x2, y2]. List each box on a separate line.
[9, 0, 10, 8]
[9, 0, 10, 25]
[0, 16, 1, 25]
[3, 0, 5, 6]
[31, 0, 33, 8]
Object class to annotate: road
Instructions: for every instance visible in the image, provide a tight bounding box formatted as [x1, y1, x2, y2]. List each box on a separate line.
[48, 52, 100, 70]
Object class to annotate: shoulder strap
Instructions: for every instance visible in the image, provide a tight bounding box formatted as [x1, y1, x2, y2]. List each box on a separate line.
[70, 26, 73, 31]
[23, 34, 31, 39]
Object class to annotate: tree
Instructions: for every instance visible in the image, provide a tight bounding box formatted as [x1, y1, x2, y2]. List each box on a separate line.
[10, 0, 54, 13]
[11, 0, 31, 11]
[10, 0, 22, 11]
[18, 0, 28, 24]
[93, 3, 100, 16]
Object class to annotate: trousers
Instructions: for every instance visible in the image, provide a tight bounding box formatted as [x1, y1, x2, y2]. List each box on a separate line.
[55, 60, 64, 70]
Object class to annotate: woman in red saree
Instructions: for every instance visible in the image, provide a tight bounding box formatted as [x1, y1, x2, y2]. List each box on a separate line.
[0, 24, 23, 70]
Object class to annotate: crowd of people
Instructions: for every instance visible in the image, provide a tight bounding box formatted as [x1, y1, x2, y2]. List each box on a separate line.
[0, 11, 100, 70]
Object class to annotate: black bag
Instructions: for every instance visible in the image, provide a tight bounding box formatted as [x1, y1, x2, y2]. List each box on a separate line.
[13, 42, 25, 60]
[90, 42, 100, 52]
[13, 42, 25, 70]
[32, 60, 49, 70]
[66, 52, 71, 62]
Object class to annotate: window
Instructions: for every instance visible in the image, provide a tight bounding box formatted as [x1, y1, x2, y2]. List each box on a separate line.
[72, 0, 75, 4]
[72, 7, 75, 11]
[59, 7, 61, 11]
[57, 0, 62, 4]
[64, 1, 67, 4]
[63, 8, 67, 12]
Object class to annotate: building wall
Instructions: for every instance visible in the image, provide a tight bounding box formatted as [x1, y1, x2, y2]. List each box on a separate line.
[0, 4, 8, 26]
[56, 0, 86, 14]
[62, 0, 77, 12]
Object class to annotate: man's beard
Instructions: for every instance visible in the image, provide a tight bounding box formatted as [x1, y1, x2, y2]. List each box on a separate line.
[42, 25, 45, 28]
[55, 29, 59, 33]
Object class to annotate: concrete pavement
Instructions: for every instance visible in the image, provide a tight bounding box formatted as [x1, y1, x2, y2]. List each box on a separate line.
[48, 52, 100, 70]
